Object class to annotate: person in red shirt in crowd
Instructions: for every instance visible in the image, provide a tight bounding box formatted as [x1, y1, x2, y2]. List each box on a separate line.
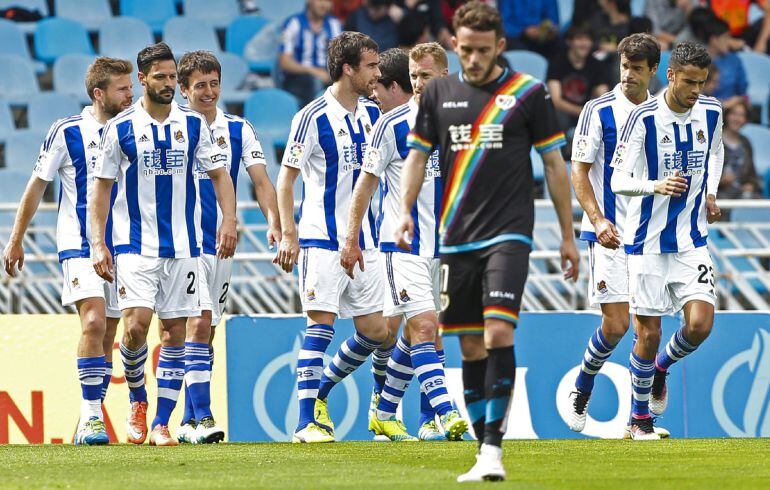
[710, 0, 770, 52]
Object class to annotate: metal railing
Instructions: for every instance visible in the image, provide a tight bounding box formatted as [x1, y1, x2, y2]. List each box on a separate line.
[0, 199, 768, 314]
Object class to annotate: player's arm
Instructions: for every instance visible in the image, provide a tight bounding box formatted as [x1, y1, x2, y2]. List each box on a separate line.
[705, 108, 725, 223]
[754, 1, 770, 52]
[3, 177, 48, 277]
[91, 123, 121, 282]
[242, 123, 281, 247]
[207, 167, 237, 259]
[542, 149, 579, 281]
[546, 80, 583, 117]
[341, 172, 378, 278]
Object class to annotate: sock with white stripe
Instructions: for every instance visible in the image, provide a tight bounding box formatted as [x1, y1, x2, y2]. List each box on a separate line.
[184, 342, 213, 421]
[656, 327, 697, 372]
[78, 356, 106, 422]
[463, 357, 487, 442]
[317, 332, 379, 400]
[376, 336, 413, 420]
[575, 327, 618, 393]
[371, 343, 394, 395]
[630, 352, 655, 420]
[151, 346, 185, 428]
[296, 324, 334, 430]
[419, 349, 446, 426]
[483, 347, 515, 448]
[412, 342, 453, 420]
[101, 361, 113, 402]
[120, 342, 148, 404]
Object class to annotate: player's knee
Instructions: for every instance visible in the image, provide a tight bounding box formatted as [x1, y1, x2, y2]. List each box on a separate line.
[602, 315, 630, 343]
[186, 316, 211, 343]
[685, 318, 712, 345]
[460, 334, 486, 361]
[485, 320, 514, 349]
[636, 325, 661, 348]
[80, 310, 106, 340]
[410, 318, 437, 344]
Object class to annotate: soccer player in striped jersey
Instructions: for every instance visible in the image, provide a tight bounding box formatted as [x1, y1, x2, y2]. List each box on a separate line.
[3, 57, 134, 445]
[566, 34, 659, 433]
[175, 51, 280, 444]
[343, 44, 469, 442]
[609, 41, 723, 440]
[90, 43, 238, 446]
[275, 32, 388, 444]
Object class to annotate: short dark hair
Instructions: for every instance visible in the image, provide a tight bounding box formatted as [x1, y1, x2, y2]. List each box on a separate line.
[452, 1, 504, 39]
[136, 42, 175, 74]
[669, 41, 711, 71]
[565, 23, 592, 41]
[617, 33, 660, 69]
[703, 17, 730, 43]
[327, 31, 379, 82]
[378, 48, 412, 94]
[178, 50, 221, 88]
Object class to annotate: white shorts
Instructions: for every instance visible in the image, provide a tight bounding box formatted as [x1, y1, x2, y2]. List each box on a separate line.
[587, 241, 629, 308]
[298, 247, 384, 319]
[628, 247, 716, 317]
[198, 254, 232, 327]
[382, 252, 440, 320]
[61, 258, 121, 318]
[115, 253, 201, 319]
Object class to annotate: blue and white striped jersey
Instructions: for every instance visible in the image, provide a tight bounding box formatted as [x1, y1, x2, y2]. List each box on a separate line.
[196, 108, 266, 256]
[33, 107, 117, 262]
[572, 84, 651, 242]
[362, 98, 441, 258]
[94, 100, 225, 258]
[610, 92, 724, 254]
[282, 88, 381, 251]
[281, 12, 342, 69]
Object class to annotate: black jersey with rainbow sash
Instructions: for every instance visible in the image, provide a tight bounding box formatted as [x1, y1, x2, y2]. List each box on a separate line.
[407, 68, 566, 253]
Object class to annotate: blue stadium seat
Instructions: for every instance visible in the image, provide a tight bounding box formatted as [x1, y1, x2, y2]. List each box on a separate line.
[219, 52, 250, 104]
[55, 0, 112, 31]
[0, 19, 45, 74]
[5, 130, 46, 172]
[99, 17, 154, 62]
[244, 88, 298, 147]
[0, 98, 15, 143]
[27, 93, 82, 133]
[34, 17, 94, 64]
[657, 50, 671, 87]
[249, 0, 304, 23]
[53, 54, 97, 105]
[736, 52, 770, 125]
[163, 17, 222, 56]
[0, 55, 40, 106]
[120, 0, 177, 34]
[557, 0, 573, 29]
[241, 18, 281, 74]
[503, 50, 548, 81]
[446, 51, 461, 74]
[631, 0, 645, 16]
[184, 0, 239, 29]
[740, 123, 770, 183]
[226, 15, 270, 58]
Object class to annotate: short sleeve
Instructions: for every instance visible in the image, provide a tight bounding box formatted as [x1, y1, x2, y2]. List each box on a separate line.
[610, 110, 646, 175]
[571, 102, 603, 164]
[362, 120, 396, 178]
[32, 124, 67, 182]
[240, 121, 267, 168]
[528, 84, 567, 154]
[94, 121, 121, 180]
[281, 110, 317, 169]
[407, 81, 438, 153]
[196, 120, 226, 173]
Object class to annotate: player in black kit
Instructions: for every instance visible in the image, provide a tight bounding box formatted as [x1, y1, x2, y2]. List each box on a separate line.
[395, 2, 580, 482]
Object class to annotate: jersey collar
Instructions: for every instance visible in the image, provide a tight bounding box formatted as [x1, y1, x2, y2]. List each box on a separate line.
[323, 87, 365, 121]
[80, 105, 103, 130]
[210, 107, 228, 131]
[656, 90, 702, 125]
[612, 83, 651, 110]
[133, 99, 186, 127]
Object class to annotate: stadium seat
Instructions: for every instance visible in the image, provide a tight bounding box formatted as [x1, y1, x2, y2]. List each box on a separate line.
[99, 17, 154, 62]
[557, 0, 573, 29]
[0, 19, 45, 74]
[27, 93, 82, 133]
[446, 51, 461, 73]
[244, 88, 298, 147]
[0, 98, 15, 143]
[249, 0, 304, 23]
[631, 0, 645, 16]
[183, 0, 239, 29]
[504, 50, 548, 81]
[740, 123, 770, 183]
[226, 15, 270, 58]
[219, 52, 250, 104]
[163, 17, 222, 57]
[53, 54, 97, 105]
[4, 130, 46, 172]
[241, 19, 281, 74]
[736, 51, 770, 124]
[55, 0, 112, 31]
[0, 55, 40, 106]
[657, 50, 671, 87]
[120, 0, 177, 34]
[34, 17, 94, 65]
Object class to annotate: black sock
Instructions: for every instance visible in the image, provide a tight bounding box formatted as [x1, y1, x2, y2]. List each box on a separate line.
[462, 357, 488, 446]
[483, 346, 516, 448]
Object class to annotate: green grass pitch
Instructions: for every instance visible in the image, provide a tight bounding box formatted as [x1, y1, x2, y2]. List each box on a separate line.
[1, 439, 769, 489]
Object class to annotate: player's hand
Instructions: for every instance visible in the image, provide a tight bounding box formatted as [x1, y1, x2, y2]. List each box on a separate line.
[216, 217, 238, 259]
[267, 226, 281, 251]
[594, 217, 620, 250]
[560, 239, 580, 282]
[340, 240, 364, 279]
[3, 240, 24, 277]
[92, 242, 114, 283]
[654, 174, 688, 197]
[395, 213, 414, 252]
[274, 235, 299, 273]
[706, 194, 721, 223]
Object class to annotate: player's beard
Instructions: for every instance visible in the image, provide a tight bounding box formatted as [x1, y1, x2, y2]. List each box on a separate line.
[463, 58, 496, 86]
[102, 98, 130, 119]
[147, 85, 175, 105]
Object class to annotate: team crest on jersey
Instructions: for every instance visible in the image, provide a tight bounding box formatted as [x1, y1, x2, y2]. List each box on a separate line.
[217, 135, 228, 149]
[495, 94, 517, 110]
[306, 289, 316, 301]
[71, 278, 79, 288]
[697, 129, 706, 144]
[597, 280, 607, 294]
[119, 286, 126, 299]
[400, 289, 411, 303]
[365, 123, 371, 134]
[175, 130, 185, 143]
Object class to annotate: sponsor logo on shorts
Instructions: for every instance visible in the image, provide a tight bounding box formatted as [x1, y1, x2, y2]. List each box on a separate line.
[399, 289, 411, 303]
[175, 130, 185, 143]
[440, 293, 449, 311]
[119, 286, 127, 299]
[306, 289, 316, 301]
[71, 278, 79, 288]
[489, 290, 516, 301]
[217, 135, 228, 149]
[597, 280, 608, 294]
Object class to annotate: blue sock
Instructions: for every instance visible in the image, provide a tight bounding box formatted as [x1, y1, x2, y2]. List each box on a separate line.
[656, 327, 697, 372]
[182, 383, 195, 424]
[318, 332, 379, 400]
[152, 346, 185, 428]
[484, 347, 516, 447]
[412, 342, 453, 418]
[371, 344, 393, 395]
[376, 336, 413, 419]
[463, 358, 487, 442]
[78, 356, 106, 421]
[629, 352, 655, 419]
[296, 324, 334, 430]
[185, 342, 212, 421]
[101, 361, 113, 402]
[575, 327, 618, 393]
[120, 342, 148, 404]
[419, 348, 447, 425]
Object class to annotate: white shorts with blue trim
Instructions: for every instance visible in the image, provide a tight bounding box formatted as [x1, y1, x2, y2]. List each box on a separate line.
[197, 254, 232, 327]
[381, 252, 440, 320]
[61, 257, 121, 318]
[587, 241, 629, 308]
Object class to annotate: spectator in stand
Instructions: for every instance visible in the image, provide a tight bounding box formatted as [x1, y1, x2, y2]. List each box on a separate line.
[278, 0, 342, 106]
[498, 0, 559, 57]
[398, 13, 430, 49]
[645, 0, 694, 50]
[703, 63, 720, 97]
[344, 0, 401, 51]
[333, 0, 362, 22]
[720, 100, 763, 199]
[703, 17, 748, 111]
[395, 0, 453, 47]
[546, 24, 611, 134]
[590, 0, 631, 58]
[711, 0, 770, 53]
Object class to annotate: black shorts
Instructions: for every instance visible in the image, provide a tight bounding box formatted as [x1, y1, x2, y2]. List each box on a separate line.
[439, 240, 530, 336]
